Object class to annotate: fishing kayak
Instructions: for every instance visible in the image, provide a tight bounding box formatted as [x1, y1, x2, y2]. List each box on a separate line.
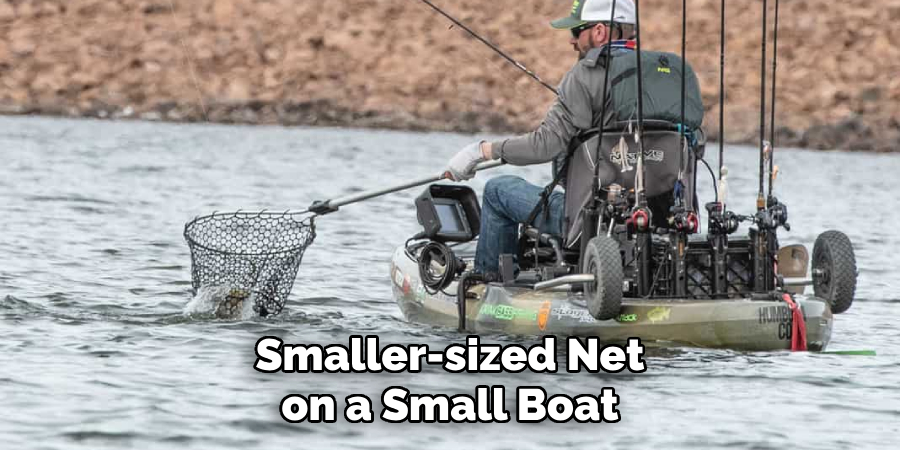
[390, 246, 833, 351]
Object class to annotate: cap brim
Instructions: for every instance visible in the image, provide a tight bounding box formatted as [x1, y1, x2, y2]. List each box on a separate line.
[550, 16, 585, 29]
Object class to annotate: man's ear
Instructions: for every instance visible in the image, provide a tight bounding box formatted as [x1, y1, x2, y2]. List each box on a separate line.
[594, 24, 609, 43]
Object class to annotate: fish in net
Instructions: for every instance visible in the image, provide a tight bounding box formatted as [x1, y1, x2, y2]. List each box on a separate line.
[183, 211, 315, 317]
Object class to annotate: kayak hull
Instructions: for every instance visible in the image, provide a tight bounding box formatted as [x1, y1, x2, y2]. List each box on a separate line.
[391, 247, 833, 351]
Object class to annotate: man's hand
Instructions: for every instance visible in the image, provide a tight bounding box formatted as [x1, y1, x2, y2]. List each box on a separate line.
[444, 141, 485, 181]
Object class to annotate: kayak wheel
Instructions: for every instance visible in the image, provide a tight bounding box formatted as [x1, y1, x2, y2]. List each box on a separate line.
[812, 230, 857, 314]
[583, 236, 624, 320]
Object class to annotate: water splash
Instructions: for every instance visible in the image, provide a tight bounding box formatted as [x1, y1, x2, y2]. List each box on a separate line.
[0, 295, 47, 317]
[183, 285, 257, 320]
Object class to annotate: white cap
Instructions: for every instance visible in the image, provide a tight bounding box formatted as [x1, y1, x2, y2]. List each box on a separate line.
[551, 0, 637, 29]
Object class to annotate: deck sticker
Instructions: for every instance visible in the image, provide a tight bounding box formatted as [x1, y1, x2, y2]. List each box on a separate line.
[616, 313, 638, 323]
[537, 301, 551, 331]
[479, 304, 538, 322]
[551, 305, 598, 323]
[414, 284, 427, 305]
[778, 323, 793, 340]
[647, 306, 671, 323]
[758, 305, 792, 324]
[757, 305, 808, 340]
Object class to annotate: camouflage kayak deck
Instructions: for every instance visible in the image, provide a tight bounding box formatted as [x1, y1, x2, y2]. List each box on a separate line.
[391, 247, 833, 351]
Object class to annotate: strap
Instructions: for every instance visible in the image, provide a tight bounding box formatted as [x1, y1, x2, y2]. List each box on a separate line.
[523, 135, 588, 227]
[609, 67, 637, 89]
[782, 293, 808, 351]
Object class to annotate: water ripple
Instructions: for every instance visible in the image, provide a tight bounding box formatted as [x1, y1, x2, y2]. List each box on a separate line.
[0, 116, 897, 449]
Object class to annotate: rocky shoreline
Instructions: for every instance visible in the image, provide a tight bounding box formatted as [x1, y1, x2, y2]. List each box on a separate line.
[0, 98, 519, 134]
[2, 99, 889, 152]
[0, 0, 898, 151]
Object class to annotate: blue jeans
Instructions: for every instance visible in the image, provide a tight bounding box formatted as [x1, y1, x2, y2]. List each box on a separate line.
[475, 175, 566, 274]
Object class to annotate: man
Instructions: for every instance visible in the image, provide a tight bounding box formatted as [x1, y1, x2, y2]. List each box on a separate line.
[443, 0, 641, 277]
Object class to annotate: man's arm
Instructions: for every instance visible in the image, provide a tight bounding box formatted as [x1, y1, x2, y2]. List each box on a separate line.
[483, 64, 596, 165]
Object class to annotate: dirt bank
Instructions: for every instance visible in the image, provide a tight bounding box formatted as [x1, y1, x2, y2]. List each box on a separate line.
[1, 0, 898, 151]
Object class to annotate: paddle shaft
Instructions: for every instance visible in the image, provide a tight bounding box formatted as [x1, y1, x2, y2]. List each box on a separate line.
[307, 160, 505, 215]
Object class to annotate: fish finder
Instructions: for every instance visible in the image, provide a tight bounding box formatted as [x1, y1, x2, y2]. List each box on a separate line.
[415, 184, 481, 242]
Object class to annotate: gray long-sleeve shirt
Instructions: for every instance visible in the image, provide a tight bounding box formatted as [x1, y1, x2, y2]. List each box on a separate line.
[489, 48, 618, 165]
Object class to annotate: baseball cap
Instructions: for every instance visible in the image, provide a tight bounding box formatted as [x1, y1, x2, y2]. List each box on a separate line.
[551, 0, 637, 29]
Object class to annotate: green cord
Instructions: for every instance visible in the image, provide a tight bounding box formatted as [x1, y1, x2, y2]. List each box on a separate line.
[820, 350, 877, 356]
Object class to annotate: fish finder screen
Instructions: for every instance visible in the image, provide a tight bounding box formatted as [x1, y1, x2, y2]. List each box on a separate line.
[435, 202, 464, 233]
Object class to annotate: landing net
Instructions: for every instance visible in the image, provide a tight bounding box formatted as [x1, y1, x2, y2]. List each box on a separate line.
[183, 211, 315, 316]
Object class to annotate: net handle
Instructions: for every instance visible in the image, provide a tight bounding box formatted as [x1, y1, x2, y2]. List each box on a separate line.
[306, 160, 505, 215]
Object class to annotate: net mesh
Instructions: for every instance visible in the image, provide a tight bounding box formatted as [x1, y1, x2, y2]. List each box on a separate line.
[184, 211, 316, 316]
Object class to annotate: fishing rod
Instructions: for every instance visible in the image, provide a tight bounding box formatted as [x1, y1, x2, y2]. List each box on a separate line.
[633, 0, 653, 297]
[671, 0, 690, 299]
[592, 0, 621, 191]
[757, 0, 768, 211]
[706, 0, 734, 299]
[753, 0, 784, 294]
[414, 0, 558, 95]
[582, 0, 621, 258]
[768, 0, 780, 200]
[634, 0, 647, 209]
[718, 0, 725, 186]
[753, 0, 770, 295]
[678, 0, 687, 191]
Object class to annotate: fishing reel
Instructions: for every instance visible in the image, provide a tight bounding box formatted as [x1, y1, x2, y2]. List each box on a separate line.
[596, 184, 633, 230]
[669, 207, 700, 234]
[629, 207, 653, 233]
[731, 198, 790, 232]
[762, 197, 790, 231]
[706, 202, 740, 235]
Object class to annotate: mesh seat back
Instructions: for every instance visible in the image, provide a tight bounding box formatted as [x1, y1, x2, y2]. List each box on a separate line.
[563, 129, 699, 248]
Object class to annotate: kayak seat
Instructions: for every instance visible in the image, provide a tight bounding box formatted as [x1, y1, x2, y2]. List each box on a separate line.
[561, 122, 705, 249]
[516, 121, 706, 276]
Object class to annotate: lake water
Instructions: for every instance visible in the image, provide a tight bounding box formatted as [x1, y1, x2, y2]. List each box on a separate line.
[1, 116, 898, 449]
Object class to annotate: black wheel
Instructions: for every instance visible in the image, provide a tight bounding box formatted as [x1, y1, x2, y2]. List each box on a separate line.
[583, 236, 624, 320]
[812, 230, 857, 314]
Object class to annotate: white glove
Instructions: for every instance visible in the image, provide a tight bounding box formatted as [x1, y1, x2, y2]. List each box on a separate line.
[444, 141, 485, 181]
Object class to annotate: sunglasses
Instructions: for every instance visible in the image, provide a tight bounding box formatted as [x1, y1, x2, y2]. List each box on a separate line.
[571, 22, 598, 39]
[571, 22, 620, 40]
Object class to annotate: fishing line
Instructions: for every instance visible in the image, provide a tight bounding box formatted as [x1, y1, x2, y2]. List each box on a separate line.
[167, 0, 208, 121]
[699, 158, 718, 200]
[413, 0, 558, 95]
